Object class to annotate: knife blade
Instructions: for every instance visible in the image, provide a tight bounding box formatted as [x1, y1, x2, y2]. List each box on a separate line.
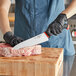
[13, 32, 49, 50]
[13, 25, 69, 50]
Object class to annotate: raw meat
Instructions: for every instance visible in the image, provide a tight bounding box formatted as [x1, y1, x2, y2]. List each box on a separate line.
[0, 43, 41, 57]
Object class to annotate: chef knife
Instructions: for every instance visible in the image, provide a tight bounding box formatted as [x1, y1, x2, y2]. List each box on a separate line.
[13, 25, 69, 50]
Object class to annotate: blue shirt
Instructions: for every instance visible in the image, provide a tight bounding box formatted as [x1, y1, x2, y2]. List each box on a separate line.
[14, 0, 75, 56]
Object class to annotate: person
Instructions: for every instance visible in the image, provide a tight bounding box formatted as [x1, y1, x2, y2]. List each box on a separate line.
[0, 0, 76, 56]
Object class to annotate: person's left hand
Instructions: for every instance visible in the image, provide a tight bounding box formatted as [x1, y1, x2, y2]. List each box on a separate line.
[46, 14, 68, 36]
[3, 31, 24, 47]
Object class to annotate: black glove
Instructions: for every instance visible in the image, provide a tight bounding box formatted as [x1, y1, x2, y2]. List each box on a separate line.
[46, 14, 68, 36]
[3, 31, 24, 47]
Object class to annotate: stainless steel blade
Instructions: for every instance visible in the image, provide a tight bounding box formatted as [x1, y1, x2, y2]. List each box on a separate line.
[13, 33, 49, 50]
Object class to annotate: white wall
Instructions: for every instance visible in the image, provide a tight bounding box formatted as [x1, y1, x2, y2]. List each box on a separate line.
[64, 0, 72, 5]
[11, 0, 15, 4]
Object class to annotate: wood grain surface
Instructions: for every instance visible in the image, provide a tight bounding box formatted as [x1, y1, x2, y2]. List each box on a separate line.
[8, 13, 15, 22]
[0, 48, 63, 76]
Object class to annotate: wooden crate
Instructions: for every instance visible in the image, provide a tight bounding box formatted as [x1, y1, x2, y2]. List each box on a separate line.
[0, 48, 63, 76]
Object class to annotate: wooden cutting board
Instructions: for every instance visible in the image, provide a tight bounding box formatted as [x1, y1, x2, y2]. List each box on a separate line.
[0, 48, 63, 76]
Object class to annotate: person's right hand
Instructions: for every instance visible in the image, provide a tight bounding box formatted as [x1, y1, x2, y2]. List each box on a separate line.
[46, 14, 68, 36]
[3, 31, 24, 47]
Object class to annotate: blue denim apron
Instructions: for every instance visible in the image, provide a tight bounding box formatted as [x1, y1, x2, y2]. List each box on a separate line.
[14, 0, 75, 56]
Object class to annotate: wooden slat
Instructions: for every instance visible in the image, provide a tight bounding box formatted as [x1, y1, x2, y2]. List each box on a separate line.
[8, 13, 15, 22]
[8, 17, 15, 22]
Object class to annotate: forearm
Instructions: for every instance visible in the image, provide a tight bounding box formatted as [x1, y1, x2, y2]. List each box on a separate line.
[0, 8, 11, 34]
[0, 0, 11, 34]
[62, 0, 76, 19]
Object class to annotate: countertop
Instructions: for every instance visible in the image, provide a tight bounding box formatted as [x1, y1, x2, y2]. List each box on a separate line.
[63, 55, 76, 76]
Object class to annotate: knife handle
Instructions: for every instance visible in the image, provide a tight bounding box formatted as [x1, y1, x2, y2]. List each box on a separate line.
[45, 25, 70, 38]
[66, 25, 69, 30]
[44, 32, 50, 38]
